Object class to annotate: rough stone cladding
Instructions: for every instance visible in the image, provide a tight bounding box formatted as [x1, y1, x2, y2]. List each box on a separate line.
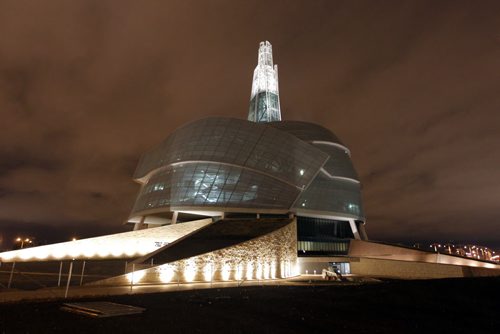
[92, 220, 298, 286]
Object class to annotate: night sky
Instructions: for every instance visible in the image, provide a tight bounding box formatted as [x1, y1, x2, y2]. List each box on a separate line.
[0, 0, 499, 249]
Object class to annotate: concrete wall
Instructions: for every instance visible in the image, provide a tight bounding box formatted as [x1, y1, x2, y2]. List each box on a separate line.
[295, 239, 500, 279]
[350, 257, 463, 279]
[350, 257, 500, 279]
[298, 255, 500, 279]
[349, 240, 500, 269]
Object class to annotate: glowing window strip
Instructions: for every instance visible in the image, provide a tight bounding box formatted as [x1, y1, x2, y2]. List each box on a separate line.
[311, 141, 351, 156]
[319, 168, 360, 184]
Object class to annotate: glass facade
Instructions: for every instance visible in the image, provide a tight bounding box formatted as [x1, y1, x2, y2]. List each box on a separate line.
[269, 121, 363, 218]
[314, 143, 359, 181]
[132, 162, 300, 215]
[295, 175, 363, 217]
[248, 41, 281, 123]
[248, 92, 280, 123]
[134, 118, 328, 190]
[297, 216, 354, 241]
[297, 216, 352, 255]
[129, 117, 365, 228]
[297, 240, 349, 255]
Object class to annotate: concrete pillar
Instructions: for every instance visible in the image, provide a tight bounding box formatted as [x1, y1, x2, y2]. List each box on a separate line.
[133, 216, 146, 231]
[79, 261, 86, 286]
[64, 261, 73, 299]
[348, 219, 361, 240]
[358, 223, 369, 240]
[172, 211, 179, 225]
[57, 261, 63, 287]
[130, 263, 135, 292]
[7, 262, 16, 288]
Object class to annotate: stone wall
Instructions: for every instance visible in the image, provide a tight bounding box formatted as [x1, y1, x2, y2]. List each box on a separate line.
[92, 219, 298, 286]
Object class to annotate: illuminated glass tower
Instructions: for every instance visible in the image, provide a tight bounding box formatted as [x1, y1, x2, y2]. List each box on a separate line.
[248, 41, 282, 123]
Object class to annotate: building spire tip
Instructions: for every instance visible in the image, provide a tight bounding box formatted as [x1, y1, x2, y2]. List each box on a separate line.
[248, 41, 281, 123]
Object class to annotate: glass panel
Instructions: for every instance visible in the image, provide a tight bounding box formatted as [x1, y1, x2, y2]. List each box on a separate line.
[294, 176, 364, 218]
[133, 118, 328, 190]
[131, 162, 300, 214]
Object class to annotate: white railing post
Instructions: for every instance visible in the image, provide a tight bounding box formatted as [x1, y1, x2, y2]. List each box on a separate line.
[7, 262, 16, 288]
[65, 261, 74, 299]
[57, 261, 63, 287]
[79, 261, 86, 286]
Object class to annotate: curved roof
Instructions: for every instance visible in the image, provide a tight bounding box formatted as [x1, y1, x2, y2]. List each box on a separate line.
[130, 117, 364, 220]
[131, 162, 301, 216]
[268, 121, 345, 146]
[134, 117, 328, 189]
[314, 143, 359, 181]
[294, 174, 364, 218]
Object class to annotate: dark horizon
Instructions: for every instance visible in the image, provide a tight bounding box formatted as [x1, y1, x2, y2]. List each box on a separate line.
[1, 0, 499, 250]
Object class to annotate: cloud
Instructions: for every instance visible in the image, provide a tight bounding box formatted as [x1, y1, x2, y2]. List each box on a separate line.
[0, 0, 499, 248]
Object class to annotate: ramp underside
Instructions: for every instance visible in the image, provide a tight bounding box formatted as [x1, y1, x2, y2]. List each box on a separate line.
[140, 218, 292, 265]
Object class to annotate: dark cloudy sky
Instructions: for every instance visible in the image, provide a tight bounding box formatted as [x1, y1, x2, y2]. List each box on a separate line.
[0, 0, 499, 249]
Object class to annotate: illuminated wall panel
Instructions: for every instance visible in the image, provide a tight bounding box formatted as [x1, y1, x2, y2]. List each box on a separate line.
[0, 219, 212, 262]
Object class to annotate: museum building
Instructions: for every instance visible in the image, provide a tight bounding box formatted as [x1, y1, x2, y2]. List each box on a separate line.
[1, 42, 498, 287]
[128, 41, 367, 258]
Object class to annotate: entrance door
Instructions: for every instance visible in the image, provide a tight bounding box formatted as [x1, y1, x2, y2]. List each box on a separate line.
[330, 262, 350, 274]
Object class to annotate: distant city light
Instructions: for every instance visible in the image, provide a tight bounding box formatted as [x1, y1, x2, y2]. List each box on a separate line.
[426, 242, 497, 262]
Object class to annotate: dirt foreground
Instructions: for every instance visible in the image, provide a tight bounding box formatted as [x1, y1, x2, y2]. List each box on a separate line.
[0, 277, 499, 333]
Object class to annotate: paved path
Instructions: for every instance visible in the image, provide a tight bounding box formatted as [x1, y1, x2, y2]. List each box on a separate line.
[0, 275, 347, 303]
